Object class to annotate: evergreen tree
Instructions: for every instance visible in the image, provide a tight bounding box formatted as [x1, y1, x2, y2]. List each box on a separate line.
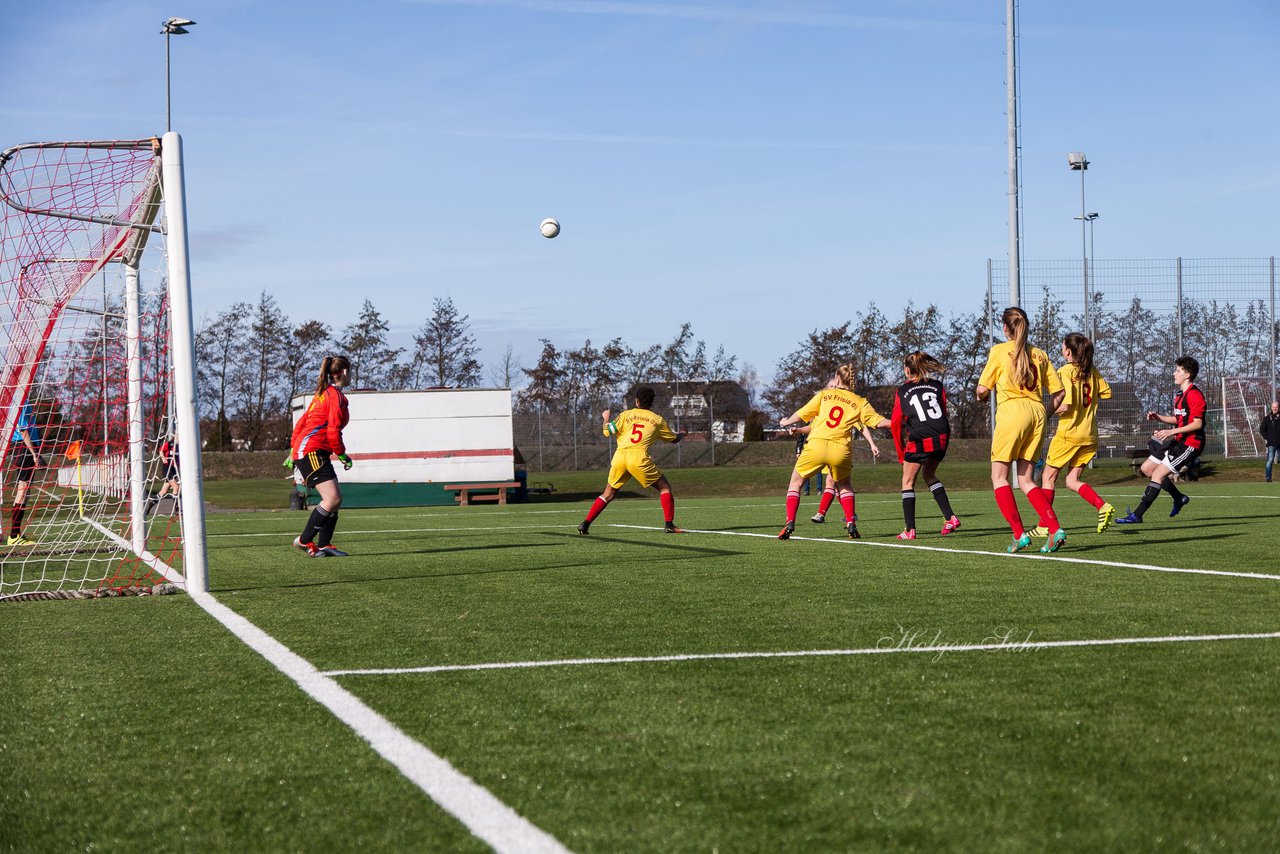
[337, 299, 401, 388]
[411, 297, 483, 388]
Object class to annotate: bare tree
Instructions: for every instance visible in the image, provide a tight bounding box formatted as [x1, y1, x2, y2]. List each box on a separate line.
[282, 320, 333, 406]
[238, 291, 289, 449]
[488, 343, 524, 389]
[195, 303, 250, 450]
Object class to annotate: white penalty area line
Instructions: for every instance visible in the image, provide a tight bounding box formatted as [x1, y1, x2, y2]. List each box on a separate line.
[322, 629, 1280, 678]
[609, 524, 1280, 583]
[186, 590, 571, 854]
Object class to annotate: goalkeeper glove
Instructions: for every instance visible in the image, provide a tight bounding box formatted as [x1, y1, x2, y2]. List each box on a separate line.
[283, 455, 295, 470]
[337, 453, 353, 470]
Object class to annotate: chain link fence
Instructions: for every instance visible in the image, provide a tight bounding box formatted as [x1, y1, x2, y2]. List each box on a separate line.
[989, 257, 1278, 457]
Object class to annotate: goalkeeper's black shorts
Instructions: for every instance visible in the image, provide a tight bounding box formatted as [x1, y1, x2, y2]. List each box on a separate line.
[9, 444, 41, 484]
[295, 450, 338, 487]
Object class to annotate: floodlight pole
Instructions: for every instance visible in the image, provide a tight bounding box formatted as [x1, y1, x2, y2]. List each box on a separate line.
[1005, 0, 1022, 307]
[162, 18, 196, 132]
[1068, 152, 1090, 337]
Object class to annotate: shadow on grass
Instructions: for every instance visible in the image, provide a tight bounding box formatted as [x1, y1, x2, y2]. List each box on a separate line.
[217, 535, 747, 592]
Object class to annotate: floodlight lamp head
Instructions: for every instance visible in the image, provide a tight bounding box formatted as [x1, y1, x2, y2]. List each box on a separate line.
[1067, 151, 1089, 171]
[162, 18, 196, 34]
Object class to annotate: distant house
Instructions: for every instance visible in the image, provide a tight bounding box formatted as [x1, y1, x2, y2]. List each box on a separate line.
[624, 381, 752, 443]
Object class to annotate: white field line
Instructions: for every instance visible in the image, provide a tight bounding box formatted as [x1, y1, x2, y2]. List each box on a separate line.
[322, 630, 1280, 677]
[187, 590, 571, 854]
[79, 516, 188, 587]
[609, 524, 1280, 582]
[34, 528, 568, 847]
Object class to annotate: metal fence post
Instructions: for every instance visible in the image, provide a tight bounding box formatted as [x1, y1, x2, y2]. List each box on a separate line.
[1271, 256, 1277, 405]
[1176, 256, 1184, 357]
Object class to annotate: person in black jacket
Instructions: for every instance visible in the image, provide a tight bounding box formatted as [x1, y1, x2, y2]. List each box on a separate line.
[1261, 401, 1280, 482]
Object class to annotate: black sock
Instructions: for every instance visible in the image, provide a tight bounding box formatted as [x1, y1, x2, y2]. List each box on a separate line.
[1161, 477, 1184, 502]
[929, 482, 955, 519]
[901, 491, 916, 529]
[316, 511, 340, 548]
[1134, 482, 1162, 518]
[300, 506, 330, 545]
[10, 504, 25, 538]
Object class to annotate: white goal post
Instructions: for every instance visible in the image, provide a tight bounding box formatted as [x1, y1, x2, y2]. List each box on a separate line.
[0, 132, 206, 599]
[1221, 376, 1272, 458]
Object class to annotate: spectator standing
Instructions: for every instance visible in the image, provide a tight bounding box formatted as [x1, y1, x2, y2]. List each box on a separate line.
[1261, 401, 1280, 482]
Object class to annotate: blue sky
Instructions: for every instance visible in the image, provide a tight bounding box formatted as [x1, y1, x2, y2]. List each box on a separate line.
[3, 0, 1277, 381]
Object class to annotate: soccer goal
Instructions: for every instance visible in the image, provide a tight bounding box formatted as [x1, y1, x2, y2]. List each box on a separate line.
[1220, 376, 1274, 458]
[0, 133, 206, 600]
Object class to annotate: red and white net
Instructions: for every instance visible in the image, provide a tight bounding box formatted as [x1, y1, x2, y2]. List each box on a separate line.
[0, 140, 182, 599]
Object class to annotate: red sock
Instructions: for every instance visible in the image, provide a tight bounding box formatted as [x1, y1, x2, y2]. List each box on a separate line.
[584, 496, 608, 524]
[1027, 488, 1060, 533]
[1077, 483, 1105, 509]
[659, 491, 675, 523]
[818, 488, 835, 515]
[785, 491, 800, 523]
[839, 492, 855, 524]
[1034, 488, 1054, 526]
[993, 484, 1024, 537]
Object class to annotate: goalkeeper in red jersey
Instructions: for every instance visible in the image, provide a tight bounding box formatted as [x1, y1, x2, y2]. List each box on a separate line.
[287, 355, 353, 557]
[578, 386, 685, 535]
[778, 363, 889, 540]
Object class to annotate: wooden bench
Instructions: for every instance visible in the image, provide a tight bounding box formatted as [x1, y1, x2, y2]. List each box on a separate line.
[1125, 448, 1148, 474]
[445, 482, 521, 506]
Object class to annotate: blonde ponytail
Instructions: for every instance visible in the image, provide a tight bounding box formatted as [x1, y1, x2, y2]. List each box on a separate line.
[1002, 307, 1035, 389]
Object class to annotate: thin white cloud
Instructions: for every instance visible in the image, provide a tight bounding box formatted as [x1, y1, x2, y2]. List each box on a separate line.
[397, 0, 995, 35]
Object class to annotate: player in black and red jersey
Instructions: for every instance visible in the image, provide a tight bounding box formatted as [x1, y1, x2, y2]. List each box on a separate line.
[286, 355, 353, 556]
[145, 435, 181, 517]
[1117, 356, 1205, 523]
[890, 351, 960, 540]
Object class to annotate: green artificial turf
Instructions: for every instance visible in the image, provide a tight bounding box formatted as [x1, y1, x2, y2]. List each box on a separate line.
[5, 481, 1279, 850]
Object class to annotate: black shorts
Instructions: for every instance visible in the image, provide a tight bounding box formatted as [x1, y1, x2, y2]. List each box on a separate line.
[1150, 441, 1200, 472]
[903, 450, 947, 465]
[9, 444, 40, 483]
[295, 450, 338, 487]
[163, 461, 180, 482]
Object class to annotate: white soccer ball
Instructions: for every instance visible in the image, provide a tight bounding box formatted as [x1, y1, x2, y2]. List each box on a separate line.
[540, 217, 560, 239]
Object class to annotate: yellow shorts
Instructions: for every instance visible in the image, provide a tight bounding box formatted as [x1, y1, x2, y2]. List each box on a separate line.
[1045, 435, 1097, 470]
[607, 449, 662, 489]
[990, 398, 1047, 462]
[795, 437, 851, 482]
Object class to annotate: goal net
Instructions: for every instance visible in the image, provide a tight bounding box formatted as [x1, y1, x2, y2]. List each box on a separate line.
[0, 135, 206, 600]
[1221, 376, 1274, 458]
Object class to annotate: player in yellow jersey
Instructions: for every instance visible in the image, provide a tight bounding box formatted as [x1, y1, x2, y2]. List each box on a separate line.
[577, 386, 685, 535]
[777, 363, 889, 540]
[976, 307, 1066, 553]
[1041, 333, 1117, 534]
[798, 417, 882, 524]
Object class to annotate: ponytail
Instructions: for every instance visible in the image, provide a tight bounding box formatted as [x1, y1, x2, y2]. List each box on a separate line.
[1063, 332, 1094, 383]
[315, 355, 351, 396]
[904, 351, 946, 380]
[1002, 307, 1035, 389]
[834, 362, 856, 389]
